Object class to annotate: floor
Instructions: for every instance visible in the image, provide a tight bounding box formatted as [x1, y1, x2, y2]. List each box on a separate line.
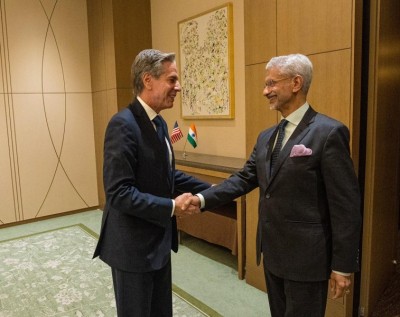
[0, 209, 269, 317]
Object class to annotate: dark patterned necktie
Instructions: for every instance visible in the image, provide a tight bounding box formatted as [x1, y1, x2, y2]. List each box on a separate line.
[153, 115, 165, 142]
[271, 119, 288, 171]
[153, 115, 172, 180]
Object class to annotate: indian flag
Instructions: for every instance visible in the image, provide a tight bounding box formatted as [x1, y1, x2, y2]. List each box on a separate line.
[187, 124, 197, 148]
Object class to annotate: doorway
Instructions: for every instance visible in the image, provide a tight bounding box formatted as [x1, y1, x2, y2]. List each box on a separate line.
[357, 0, 400, 315]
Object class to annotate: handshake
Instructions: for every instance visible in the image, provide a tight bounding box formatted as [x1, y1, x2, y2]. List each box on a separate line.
[174, 193, 201, 217]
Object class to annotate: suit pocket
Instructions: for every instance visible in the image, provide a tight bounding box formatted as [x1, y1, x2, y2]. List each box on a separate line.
[285, 220, 327, 234]
[287, 156, 312, 165]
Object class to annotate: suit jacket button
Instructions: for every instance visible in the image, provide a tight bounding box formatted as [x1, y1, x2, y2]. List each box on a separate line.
[266, 193, 270, 199]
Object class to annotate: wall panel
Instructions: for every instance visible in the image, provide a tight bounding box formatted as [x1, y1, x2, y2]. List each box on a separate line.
[12, 94, 60, 219]
[0, 97, 16, 224]
[87, 0, 113, 93]
[91, 90, 111, 206]
[245, 189, 267, 291]
[113, 0, 152, 89]
[87, 0, 152, 206]
[244, 63, 277, 291]
[244, 0, 276, 66]
[0, 0, 98, 225]
[277, 0, 352, 55]
[307, 50, 352, 127]
[245, 63, 278, 154]
[5, 0, 47, 93]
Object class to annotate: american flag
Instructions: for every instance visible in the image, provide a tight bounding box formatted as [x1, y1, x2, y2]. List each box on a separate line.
[170, 121, 184, 143]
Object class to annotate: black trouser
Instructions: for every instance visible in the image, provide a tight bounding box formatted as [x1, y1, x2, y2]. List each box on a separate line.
[264, 268, 328, 317]
[111, 259, 172, 317]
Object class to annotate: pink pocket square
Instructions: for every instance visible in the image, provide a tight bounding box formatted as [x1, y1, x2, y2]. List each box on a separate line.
[290, 144, 312, 157]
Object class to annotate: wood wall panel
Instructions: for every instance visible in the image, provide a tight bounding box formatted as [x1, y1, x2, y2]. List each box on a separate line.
[87, 0, 114, 93]
[245, 63, 278, 155]
[277, 0, 352, 55]
[244, 63, 276, 292]
[87, 0, 118, 207]
[117, 89, 135, 111]
[244, 0, 276, 65]
[307, 50, 352, 127]
[245, 189, 267, 291]
[113, 0, 152, 89]
[88, 0, 152, 206]
[91, 91, 110, 207]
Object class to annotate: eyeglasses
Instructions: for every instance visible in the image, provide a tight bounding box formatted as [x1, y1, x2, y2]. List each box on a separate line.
[264, 77, 292, 88]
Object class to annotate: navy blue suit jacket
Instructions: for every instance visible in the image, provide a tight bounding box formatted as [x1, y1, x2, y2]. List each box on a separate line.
[93, 99, 210, 272]
[199, 106, 362, 281]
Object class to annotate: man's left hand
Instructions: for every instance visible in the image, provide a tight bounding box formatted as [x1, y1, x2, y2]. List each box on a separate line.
[329, 272, 351, 299]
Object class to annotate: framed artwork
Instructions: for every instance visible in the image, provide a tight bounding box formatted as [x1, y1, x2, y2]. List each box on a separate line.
[178, 3, 234, 119]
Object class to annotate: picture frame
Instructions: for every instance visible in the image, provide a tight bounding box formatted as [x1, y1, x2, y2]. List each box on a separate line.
[178, 3, 234, 119]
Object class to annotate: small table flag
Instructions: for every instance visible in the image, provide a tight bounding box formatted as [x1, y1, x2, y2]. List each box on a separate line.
[170, 121, 184, 143]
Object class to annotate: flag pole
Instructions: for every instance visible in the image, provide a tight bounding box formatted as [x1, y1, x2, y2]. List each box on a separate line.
[182, 138, 188, 159]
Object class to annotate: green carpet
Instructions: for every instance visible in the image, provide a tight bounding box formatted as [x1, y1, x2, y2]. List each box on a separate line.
[0, 224, 221, 316]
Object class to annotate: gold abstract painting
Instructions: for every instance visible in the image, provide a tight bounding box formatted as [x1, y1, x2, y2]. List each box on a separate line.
[178, 3, 234, 119]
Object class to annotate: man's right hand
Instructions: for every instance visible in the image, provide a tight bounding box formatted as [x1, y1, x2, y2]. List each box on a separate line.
[182, 195, 201, 211]
[174, 193, 200, 217]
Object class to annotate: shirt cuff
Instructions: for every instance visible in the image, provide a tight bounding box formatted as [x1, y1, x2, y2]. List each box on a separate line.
[332, 270, 351, 276]
[171, 199, 175, 217]
[196, 193, 205, 209]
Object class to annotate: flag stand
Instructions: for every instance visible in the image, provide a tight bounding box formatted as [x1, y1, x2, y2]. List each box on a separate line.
[182, 139, 188, 159]
[179, 122, 197, 159]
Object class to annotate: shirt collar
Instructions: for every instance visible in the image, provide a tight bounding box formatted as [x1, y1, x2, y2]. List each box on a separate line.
[137, 96, 158, 121]
[281, 102, 309, 126]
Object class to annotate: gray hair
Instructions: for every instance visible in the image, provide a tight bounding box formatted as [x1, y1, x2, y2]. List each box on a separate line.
[266, 54, 313, 94]
[131, 49, 176, 96]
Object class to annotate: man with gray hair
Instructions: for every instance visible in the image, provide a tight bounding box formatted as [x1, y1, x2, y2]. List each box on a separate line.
[93, 49, 211, 316]
[183, 53, 361, 316]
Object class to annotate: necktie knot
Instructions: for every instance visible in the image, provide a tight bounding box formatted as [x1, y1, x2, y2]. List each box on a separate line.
[153, 115, 165, 142]
[278, 119, 288, 132]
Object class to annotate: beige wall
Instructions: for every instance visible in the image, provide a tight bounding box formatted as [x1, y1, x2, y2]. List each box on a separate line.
[0, 0, 98, 225]
[151, 0, 246, 159]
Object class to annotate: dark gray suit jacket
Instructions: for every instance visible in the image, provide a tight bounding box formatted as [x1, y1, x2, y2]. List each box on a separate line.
[200, 106, 362, 282]
[93, 99, 210, 272]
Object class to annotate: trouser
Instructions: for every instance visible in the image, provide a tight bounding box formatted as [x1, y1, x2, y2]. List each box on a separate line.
[111, 258, 172, 317]
[264, 268, 328, 317]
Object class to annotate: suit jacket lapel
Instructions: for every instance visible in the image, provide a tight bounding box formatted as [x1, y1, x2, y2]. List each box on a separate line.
[128, 100, 173, 186]
[269, 107, 317, 180]
[128, 99, 161, 146]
